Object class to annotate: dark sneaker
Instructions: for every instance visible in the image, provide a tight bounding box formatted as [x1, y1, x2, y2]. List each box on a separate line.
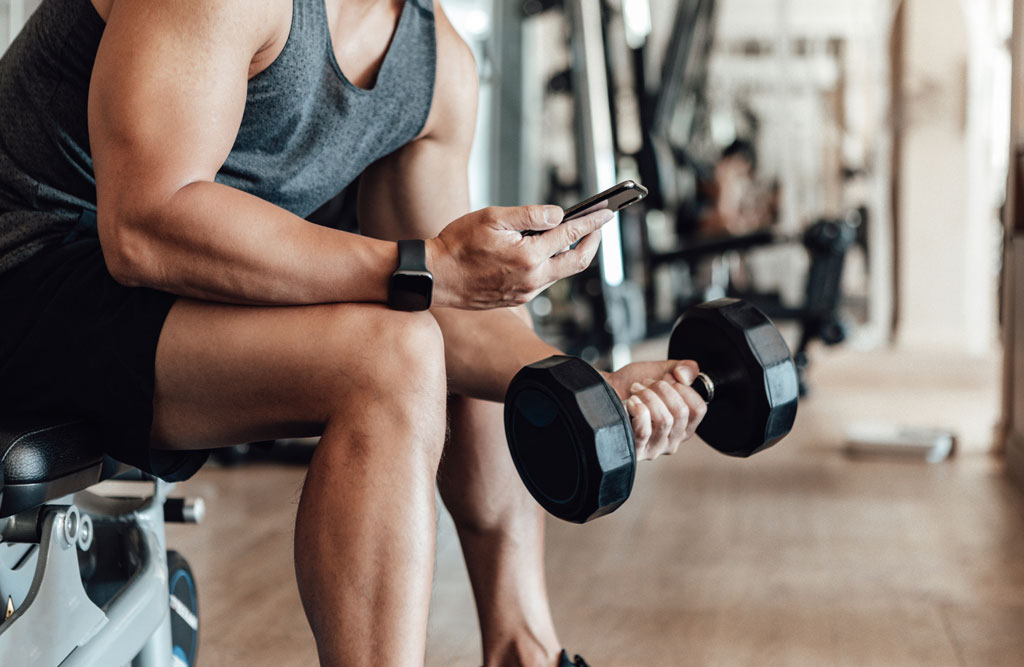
[559, 649, 591, 667]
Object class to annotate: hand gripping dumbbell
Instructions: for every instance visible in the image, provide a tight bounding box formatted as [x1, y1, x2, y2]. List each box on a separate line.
[504, 299, 799, 523]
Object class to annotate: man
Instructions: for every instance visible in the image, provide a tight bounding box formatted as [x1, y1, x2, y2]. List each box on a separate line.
[679, 139, 773, 238]
[0, 0, 707, 664]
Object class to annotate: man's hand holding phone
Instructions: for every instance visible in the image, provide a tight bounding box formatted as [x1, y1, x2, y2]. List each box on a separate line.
[426, 180, 648, 310]
[427, 204, 612, 309]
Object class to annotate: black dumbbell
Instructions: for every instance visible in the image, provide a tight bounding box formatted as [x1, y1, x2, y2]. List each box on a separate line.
[504, 298, 799, 523]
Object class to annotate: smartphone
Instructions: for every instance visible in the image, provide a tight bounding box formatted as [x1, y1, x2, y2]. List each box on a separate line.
[523, 180, 649, 247]
[562, 180, 648, 221]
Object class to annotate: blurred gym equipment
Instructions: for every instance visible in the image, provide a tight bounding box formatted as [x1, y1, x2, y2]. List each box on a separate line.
[518, 0, 862, 393]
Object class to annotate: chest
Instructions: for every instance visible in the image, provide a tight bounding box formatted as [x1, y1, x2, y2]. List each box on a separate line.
[253, 0, 405, 91]
[217, 0, 436, 218]
[326, 0, 405, 90]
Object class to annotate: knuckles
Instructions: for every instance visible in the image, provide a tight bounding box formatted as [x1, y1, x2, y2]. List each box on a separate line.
[511, 252, 534, 273]
[563, 224, 583, 246]
[481, 206, 501, 226]
[572, 251, 591, 274]
[518, 270, 542, 294]
[528, 206, 549, 229]
[650, 412, 673, 435]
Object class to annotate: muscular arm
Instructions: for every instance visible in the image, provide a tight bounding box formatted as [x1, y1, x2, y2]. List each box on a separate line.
[359, 9, 708, 462]
[357, 11, 558, 400]
[90, 0, 398, 305]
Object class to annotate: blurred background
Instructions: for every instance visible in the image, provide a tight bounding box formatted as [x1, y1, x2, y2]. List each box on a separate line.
[3, 0, 1024, 664]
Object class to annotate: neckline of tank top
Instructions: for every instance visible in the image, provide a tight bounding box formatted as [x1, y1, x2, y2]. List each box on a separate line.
[325, 0, 417, 95]
[83, 0, 424, 97]
[248, 0, 419, 97]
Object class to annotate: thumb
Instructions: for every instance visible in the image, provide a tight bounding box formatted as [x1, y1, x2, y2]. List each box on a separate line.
[664, 360, 699, 385]
[503, 205, 563, 232]
[538, 209, 614, 255]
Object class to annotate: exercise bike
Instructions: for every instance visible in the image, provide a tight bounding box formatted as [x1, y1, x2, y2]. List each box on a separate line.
[0, 417, 203, 666]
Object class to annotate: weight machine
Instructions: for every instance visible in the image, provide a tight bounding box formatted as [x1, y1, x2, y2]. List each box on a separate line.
[510, 0, 858, 391]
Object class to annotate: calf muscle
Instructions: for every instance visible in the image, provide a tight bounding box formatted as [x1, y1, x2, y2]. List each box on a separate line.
[150, 297, 448, 665]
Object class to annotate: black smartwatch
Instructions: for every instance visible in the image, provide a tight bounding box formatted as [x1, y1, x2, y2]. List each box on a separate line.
[387, 239, 433, 311]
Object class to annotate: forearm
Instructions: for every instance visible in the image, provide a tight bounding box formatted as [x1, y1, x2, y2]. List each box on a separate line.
[432, 307, 560, 402]
[102, 181, 396, 305]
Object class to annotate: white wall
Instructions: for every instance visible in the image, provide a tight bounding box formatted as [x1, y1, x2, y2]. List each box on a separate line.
[896, 0, 1007, 354]
[896, 0, 971, 350]
[650, 0, 1009, 354]
[0, 0, 40, 55]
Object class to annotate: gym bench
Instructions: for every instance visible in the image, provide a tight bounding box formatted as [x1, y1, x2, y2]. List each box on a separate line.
[0, 416, 202, 667]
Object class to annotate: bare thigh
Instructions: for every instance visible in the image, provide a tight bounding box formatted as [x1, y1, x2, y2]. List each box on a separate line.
[150, 298, 444, 450]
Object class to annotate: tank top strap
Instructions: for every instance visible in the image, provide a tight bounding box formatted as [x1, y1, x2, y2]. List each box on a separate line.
[407, 0, 435, 15]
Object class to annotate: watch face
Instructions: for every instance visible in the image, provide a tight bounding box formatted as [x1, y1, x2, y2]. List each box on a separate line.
[389, 272, 433, 311]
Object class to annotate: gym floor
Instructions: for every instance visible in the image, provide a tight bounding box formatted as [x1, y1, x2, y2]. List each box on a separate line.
[165, 342, 1024, 667]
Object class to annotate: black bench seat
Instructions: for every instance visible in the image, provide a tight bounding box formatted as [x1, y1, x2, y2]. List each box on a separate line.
[0, 417, 106, 518]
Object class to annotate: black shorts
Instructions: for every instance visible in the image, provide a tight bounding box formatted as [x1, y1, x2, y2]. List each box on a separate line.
[0, 236, 208, 481]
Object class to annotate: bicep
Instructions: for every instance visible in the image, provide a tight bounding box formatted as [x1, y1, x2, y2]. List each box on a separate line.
[357, 137, 471, 241]
[89, 0, 261, 216]
[358, 3, 478, 241]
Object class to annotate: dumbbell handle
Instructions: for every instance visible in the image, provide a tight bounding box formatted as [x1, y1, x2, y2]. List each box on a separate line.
[686, 366, 748, 404]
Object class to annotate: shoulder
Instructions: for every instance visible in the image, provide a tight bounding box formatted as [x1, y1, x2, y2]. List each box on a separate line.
[99, 0, 286, 54]
[415, 1, 478, 146]
[432, 2, 478, 90]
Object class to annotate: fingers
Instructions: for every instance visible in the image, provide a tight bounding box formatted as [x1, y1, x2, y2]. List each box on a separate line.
[626, 395, 652, 457]
[486, 206, 609, 300]
[678, 383, 708, 440]
[500, 205, 564, 232]
[545, 228, 602, 280]
[631, 380, 683, 459]
[533, 208, 614, 257]
[626, 374, 707, 461]
[668, 361, 699, 385]
[666, 362, 707, 439]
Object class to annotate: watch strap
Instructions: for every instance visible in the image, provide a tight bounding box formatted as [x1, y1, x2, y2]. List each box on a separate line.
[396, 239, 428, 272]
[388, 239, 432, 311]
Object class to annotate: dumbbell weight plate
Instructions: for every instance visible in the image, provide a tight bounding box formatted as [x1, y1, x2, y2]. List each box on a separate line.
[505, 356, 636, 524]
[668, 299, 798, 457]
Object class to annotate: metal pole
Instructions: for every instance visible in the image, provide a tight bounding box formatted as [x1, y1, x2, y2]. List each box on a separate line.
[489, 0, 525, 206]
[567, 0, 630, 367]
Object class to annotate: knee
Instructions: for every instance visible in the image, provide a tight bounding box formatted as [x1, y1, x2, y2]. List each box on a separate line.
[368, 308, 446, 389]
[325, 305, 445, 393]
[318, 306, 447, 457]
[309, 305, 446, 416]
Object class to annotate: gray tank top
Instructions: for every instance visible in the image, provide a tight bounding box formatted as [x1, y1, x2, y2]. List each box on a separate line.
[0, 0, 436, 274]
